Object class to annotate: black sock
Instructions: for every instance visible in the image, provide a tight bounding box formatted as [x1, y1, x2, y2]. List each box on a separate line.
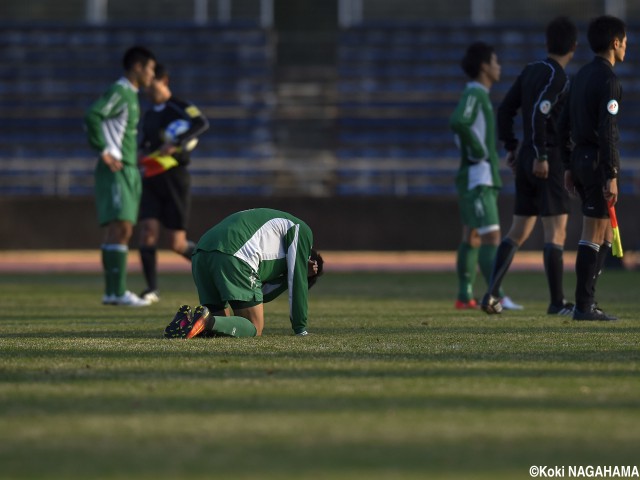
[139, 246, 158, 292]
[593, 241, 611, 292]
[489, 238, 519, 297]
[575, 241, 599, 312]
[543, 243, 565, 306]
[181, 240, 196, 261]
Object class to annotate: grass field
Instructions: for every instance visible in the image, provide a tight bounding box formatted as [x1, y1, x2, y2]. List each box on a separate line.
[1, 270, 639, 480]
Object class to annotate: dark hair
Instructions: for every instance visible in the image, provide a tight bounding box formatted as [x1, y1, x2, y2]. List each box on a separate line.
[461, 41, 495, 79]
[122, 46, 155, 71]
[307, 249, 324, 289]
[546, 16, 578, 55]
[154, 63, 169, 80]
[587, 15, 626, 54]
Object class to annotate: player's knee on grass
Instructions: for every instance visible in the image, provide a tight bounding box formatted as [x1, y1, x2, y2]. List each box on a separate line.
[202, 303, 258, 337]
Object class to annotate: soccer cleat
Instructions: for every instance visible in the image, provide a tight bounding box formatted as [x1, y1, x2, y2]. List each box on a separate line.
[186, 305, 212, 339]
[480, 293, 503, 314]
[111, 290, 151, 307]
[140, 289, 160, 304]
[573, 304, 618, 321]
[164, 305, 193, 338]
[455, 299, 478, 309]
[547, 301, 574, 316]
[500, 296, 524, 310]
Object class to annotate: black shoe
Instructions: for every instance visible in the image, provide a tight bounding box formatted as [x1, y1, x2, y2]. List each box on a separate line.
[186, 305, 213, 339]
[573, 304, 618, 321]
[480, 293, 503, 314]
[164, 305, 193, 338]
[547, 301, 574, 316]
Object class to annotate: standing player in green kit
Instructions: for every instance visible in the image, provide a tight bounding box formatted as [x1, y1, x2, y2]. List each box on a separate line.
[450, 41, 522, 311]
[85, 46, 156, 306]
[163, 208, 324, 338]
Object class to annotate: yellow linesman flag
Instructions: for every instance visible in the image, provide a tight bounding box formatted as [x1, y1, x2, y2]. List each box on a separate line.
[608, 203, 623, 258]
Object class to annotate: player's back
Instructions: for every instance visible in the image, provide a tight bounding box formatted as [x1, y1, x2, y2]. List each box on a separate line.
[195, 208, 311, 259]
[518, 59, 568, 146]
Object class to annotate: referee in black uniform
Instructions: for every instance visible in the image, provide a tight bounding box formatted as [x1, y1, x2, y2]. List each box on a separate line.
[138, 64, 209, 303]
[481, 17, 578, 316]
[562, 16, 626, 321]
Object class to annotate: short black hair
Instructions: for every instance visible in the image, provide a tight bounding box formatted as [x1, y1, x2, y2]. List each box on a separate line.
[307, 249, 324, 289]
[154, 63, 169, 80]
[587, 15, 626, 54]
[461, 41, 494, 79]
[122, 46, 155, 71]
[546, 16, 578, 56]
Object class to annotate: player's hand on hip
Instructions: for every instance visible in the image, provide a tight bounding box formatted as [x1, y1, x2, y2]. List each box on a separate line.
[564, 170, 576, 196]
[603, 178, 618, 206]
[532, 158, 548, 179]
[505, 151, 517, 174]
[101, 152, 123, 172]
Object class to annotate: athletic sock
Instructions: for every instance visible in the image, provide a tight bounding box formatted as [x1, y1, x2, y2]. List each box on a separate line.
[593, 241, 612, 291]
[543, 243, 565, 306]
[456, 242, 478, 301]
[575, 241, 600, 312]
[181, 240, 196, 262]
[103, 244, 128, 297]
[101, 246, 115, 296]
[139, 246, 158, 292]
[482, 240, 518, 298]
[206, 315, 257, 338]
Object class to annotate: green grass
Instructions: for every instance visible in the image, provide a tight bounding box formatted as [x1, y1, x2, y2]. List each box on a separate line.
[1, 270, 639, 480]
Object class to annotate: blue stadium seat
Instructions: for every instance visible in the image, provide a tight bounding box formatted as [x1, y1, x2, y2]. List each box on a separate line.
[0, 23, 276, 195]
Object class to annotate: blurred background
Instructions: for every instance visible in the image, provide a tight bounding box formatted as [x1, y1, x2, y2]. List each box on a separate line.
[0, 0, 638, 253]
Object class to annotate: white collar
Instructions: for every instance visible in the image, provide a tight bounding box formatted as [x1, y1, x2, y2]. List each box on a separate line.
[467, 81, 489, 93]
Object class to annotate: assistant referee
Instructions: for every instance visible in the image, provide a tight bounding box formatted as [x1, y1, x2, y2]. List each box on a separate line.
[137, 63, 209, 303]
[562, 15, 626, 321]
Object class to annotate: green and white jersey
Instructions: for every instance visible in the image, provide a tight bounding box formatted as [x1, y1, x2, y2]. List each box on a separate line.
[195, 208, 314, 334]
[85, 78, 140, 166]
[450, 81, 502, 193]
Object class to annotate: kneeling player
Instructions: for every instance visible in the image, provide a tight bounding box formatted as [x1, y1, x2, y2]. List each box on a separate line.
[163, 208, 323, 338]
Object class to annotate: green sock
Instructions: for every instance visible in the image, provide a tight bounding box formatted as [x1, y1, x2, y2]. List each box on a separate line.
[103, 245, 128, 297]
[456, 242, 478, 301]
[209, 316, 257, 338]
[478, 244, 501, 296]
[101, 247, 115, 296]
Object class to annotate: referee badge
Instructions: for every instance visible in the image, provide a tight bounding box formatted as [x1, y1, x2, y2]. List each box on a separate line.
[607, 99, 619, 115]
[539, 100, 551, 115]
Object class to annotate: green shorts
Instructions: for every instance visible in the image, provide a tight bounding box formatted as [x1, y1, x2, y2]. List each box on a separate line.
[192, 250, 263, 310]
[94, 161, 142, 226]
[458, 186, 500, 233]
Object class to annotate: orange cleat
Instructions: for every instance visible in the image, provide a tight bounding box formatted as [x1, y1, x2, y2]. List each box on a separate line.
[185, 305, 211, 339]
[455, 299, 478, 310]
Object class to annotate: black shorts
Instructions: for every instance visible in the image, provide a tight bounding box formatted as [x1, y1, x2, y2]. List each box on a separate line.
[513, 148, 570, 217]
[139, 166, 191, 230]
[571, 147, 609, 219]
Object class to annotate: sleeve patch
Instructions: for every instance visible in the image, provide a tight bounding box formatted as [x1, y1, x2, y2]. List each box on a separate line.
[185, 105, 202, 118]
[607, 99, 619, 115]
[539, 100, 551, 115]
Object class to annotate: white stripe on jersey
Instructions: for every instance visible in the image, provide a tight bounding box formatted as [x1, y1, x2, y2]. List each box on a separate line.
[233, 217, 297, 272]
[101, 109, 129, 160]
[468, 107, 488, 161]
[285, 223, 300, 314]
